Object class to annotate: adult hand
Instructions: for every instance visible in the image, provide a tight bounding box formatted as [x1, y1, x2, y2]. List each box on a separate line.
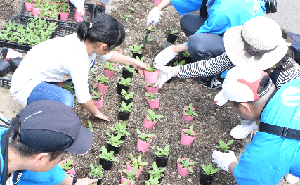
[147, 7, 162, 27]
[154, 66, 179, 88]
[212, 150, 238, 173]
[154, 46, 177, 68]
[132, 61, 147, 76]
[76, 178, 98, 185]
[93, 111, 110, 121]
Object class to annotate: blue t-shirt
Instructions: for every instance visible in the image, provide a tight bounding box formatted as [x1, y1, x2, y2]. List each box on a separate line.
[233, 78, 300, 185]
[0, 128, 65, 185]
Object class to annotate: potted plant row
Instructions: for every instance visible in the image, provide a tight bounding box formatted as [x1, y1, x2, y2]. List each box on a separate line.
[109, 121, 130, 141]
[145, 90, 160, 109]
[99, 146, 118, 170]
[143, 109, 163, 129]
[136, 129, 154, 152]
[181, 125, 196, 145]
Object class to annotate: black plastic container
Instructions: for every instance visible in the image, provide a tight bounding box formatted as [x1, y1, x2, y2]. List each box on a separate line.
[119, 111, 130, 120]
[117, 83, 130, 95]
[156, 156, 168, 167]
[107, 143, 120, 155]
[120, 96, 133, 105]
[132, 52, 143, 60]
[9, 57, 22, 71]
[100, 158, 113, 170]
[97, 178, 102, 185]
[0, 60, 10, 77]
[200, 169, 214, 185]
[167, 33, 178, 44]
[122, 65, 135, 79]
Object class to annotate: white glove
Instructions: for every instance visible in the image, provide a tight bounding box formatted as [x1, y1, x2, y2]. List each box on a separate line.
[147, 7, 162, 27]
[70, 0, 84, 11]
[154, 46, 178, 68]
[212, 150, 238, 173]
[154, 66, 179, 88]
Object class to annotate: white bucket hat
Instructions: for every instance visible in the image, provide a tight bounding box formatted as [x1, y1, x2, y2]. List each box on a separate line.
[224, 16, 288, 70]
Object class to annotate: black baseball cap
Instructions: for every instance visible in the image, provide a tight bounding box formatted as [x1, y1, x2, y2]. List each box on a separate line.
[18, 100, 93, 154]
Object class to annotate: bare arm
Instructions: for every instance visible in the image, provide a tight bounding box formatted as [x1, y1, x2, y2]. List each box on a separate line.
[81, 99, 110, 121]
[59, 172, 98, 185]
[228, 161, 238, 174]
[156, 0, 171, 11]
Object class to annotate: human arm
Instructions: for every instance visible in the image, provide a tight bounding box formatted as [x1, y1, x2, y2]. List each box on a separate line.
[59, 172, 98, 185]
[81, 99, 110, 121]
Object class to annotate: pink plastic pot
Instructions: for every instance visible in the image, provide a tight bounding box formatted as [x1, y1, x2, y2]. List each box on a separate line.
[182, 106, 195, 121]
[126, 160, 143, 177]
[59, 159, 76, 175]
[177, 158, 194, 177]
[145, 84, 159, 94]
[93, 96, 103, 109]
[25, 2, 34, 11]
[180, 129, 195, 145]
[103, 64, 117, 78]
[153, 0, 162, 5]
[97, 83, 108, 95]
[144, 70, 159, 84]
[143, 114, 156, 129]
[121, 172, 136, 185]
[74, 8, 85, 22]
[32, 7, 40, 17]
[59, 12, 69, 21]
[116, 48, 122, 54]
[137, 137, 152, 152]
[146, 94, 160, 109]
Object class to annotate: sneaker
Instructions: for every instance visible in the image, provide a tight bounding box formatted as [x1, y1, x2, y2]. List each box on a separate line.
[197, 76, 223, 89]
[230, 121, 258, 139]
[285, 174, 300, 184]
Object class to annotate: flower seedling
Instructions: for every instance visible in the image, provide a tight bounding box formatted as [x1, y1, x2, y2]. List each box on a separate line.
[120, 101, 133, 113]
[91, 89, 101, 100]
[33, 0, 42, 8]
[87, 120, 94, 132]
[106, 132, 124, 147]
[97, 74, 110, 85]
[127, 6, 136, 12]
[122, 15, 132, 23]
[145, 64, 156, 72]
[129, 153, 148, 169]
[178, 158, 195, 173]
[124, 65, 137, 75]
[63, 83, 74, 92]
[98, 146, 118, 162]
[148, 162, 166, 179]
[121, 89, 134, 100]
[174, 60, 185, 66]
[147, 34, 153, 42]
[89, 163, 104, 178]
[135, 56, 144, 62]
[155, 145, 169, 157]
[182, 51, 191, 57]
[129, 44, 143, 54]
[122, 167, 138, 185]
[136, 129, 154, 143]
[109, 121, 130, 137]
[183, 125, 195, 136]
[112, 46, 120, 51]
[60, 3, 70, 13]
[118, 77, 132, 86]
[145, 90, 158, 101]
[104, 61, 120, 71]
[58, 159, 73, 171]
[184, 103, 198, 117]
[169, 28, 178, 35]
[201, 163, 220, 175]
[216, 139, 233, 152]
[145, 176, 160, 185]
[146, 109, 163, 122]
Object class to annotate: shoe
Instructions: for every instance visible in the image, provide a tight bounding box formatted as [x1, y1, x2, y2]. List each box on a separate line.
[230, 121, 258, 139]
[197, 76, 223, 89]
[285, 174, 300, 184]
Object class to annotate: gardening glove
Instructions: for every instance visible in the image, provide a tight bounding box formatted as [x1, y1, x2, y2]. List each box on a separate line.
[154, 65, 179, 88]
[70, 0, 84, 13]
[147, 7, 162, 27]
[154, 46, 178, 68]
[212, 150, 237, 173]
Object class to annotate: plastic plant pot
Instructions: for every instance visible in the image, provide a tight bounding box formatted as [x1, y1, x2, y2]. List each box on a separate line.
[132, 52, 142, 60]
[126, 160, 143, 177]
[200, 168, 214, 185]
[144, 70, 159, 84]
[107, 143, 120, 155]
[97, 178, 102, 185]
[122, 65, 134, 79]
[32, 7, 40, 17]
[58, 159, 76, 175]
[97, 83, 108, 95]
[177, 158, 194, 177]
[182, 106, 195, 121]
[167, 33, 178, 44]
[146, 94, 160, 109]
[119, 111, 130, 120]
[117, 83, 130, 95]
[0, 60, 10, 77]
[25, 2, 34, 11]
[153, 0, 162, 5]
[180, 129, 195, 145]
[74, 8, 85, 22]
[156, 155, 168, 167]
[143, 114, 156, 129]
[120, 96, 132, 105]
[116, 48, 122, 54]
[120, 171, 136, 185]
[93, 96, 103, 109]
[100, 158, 113, 170]
[145, 84, 159, 94]
[103, 65, 117, 78]
[59, 12, 69, 21]
[137, 138, 152, 152]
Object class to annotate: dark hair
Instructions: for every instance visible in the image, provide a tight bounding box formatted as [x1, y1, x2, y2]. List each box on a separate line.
[77, 14, 125, 50]
[8, 116, 66, 161]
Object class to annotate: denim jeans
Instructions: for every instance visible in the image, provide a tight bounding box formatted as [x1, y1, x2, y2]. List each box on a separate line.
[27, 82, 74, 108]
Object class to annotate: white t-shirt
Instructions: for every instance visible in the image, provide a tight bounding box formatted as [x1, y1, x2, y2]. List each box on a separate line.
[10, 33, 112, 107]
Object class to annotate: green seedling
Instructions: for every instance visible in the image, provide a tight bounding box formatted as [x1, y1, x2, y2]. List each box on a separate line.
[124, 65, 136, 75]
[89, 163, 103, 178]
[87, 120, 93, 132]
[146, 109, 163, 122]
[183, 125, 195, 136]
[106, 132, 124, 147]
[97, 75, 110, 85]
[104, 61, 120, 71]
[170, 28, 178, 35]
[155, 145, 169, 157]
[122, 167, 138, 185]
[98, 146, 118, 162]
[108, 121, 130, 136]
[147, 34, 153, 42]
[58, 159, 73, 171]
[148, 162, 166, 179]
[121, 89, 134, 100]
[174, 60, 185, 66]
[133, 2, 139, 7]
[178, 158, 195, 173]
[145, 176, 159, 185]
[145, 64, 156, 72]
[26, 0, 33, 3]
[122, 15, 132, 23]
[120, 101, 133, 113]
[60, 3, 70, 13]
[184, 103, 198, 117]
[129, 44, 143, 54]
[129, 153, 148, 169]
[127, 6, 136, 12]
[118, 77, 132, 86]
[112, 46, 121, 51]
[216, 139, 233, 152]
[91, 89, 101, 99]
[145, 90, 158, 101]
[136, 129, 154, 143]
[63, 83, 74, 92]
[135, 56, 144, 62]
[182, 51, 191, 57]
[201, 163, 220, 175]
[34, 0, 42, 8]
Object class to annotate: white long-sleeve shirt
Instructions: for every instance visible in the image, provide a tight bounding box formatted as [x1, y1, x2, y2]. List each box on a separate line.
[10, 33, 112, 107]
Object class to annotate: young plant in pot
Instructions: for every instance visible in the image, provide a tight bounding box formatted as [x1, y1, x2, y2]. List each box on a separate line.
[146, 162, 166, 184]
[97, 74, 110, 95]
[106, 132, 124, 155]
[200, 163, 220, 185]
[89, 163, 104, 185]
[91, 89, 103, 109]
[32, 0, 42, 17]
[216, 139, 233, 153]
[121, 167, 138, 185]
[121, 89, 134, 105]
[119, 101, 133, 120]
[145, 82, 159, 94]
[143, 109, 164, 129]
[174, 60, 186, 66]
[167, 28, 178, 44]
[181, 125, 196, 145]
[63, 83, 74, 94]
[177, 158, 195, 177]
[155, 145, 169, 168]
[117, 77, 132, 95]
[59, 3, 70, 21]
[136, 129, 154, 152]
[145, 90, 160, 109]
[103, 61, 119, 78]
[129, 44, 143, 59]
[144, 64, 159, 84]
[25, 0, 34, 12]
[181, 51, 193, 64]
[144, 176, 159, 185]
[122, 65, 136, 79]
[99, 146, 118, 170]
[126, 153, 148, 178]
[109, 121, 130, 141]
[58, 158, 75, 175]
[182, 103, 198, 121]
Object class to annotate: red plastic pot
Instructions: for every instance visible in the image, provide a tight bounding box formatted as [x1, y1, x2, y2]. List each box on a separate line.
[74, 8, 85, 22]
[25, 2, 34, 11]
[143, 114, 156, 129]
[153, 0, 162, 5]
[137, 137, 152, 152]
[182, 106, 195, 121]
[32, 7, 40, 17]
[145, 84, 159, 94]
[146, 94, 160, 109]
[177, 158, 194, 177]
[126, 160, 143, 177]
[93, 96, 103, 109]
[59, 12, 69, 21]
[180, 129, 195, 145]
[97, 83, 108, 95]
[59, 159, 76, 175]
[120, 171, 136, 185]
[144, 70, 159, 84]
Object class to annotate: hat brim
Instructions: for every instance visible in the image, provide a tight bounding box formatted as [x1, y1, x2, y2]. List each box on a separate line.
[65, 127, 93, 154]
[224, 26, 288, 70]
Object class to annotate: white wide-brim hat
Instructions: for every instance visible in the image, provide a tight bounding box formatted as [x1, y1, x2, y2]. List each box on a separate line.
[224, 16, 288, 70]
